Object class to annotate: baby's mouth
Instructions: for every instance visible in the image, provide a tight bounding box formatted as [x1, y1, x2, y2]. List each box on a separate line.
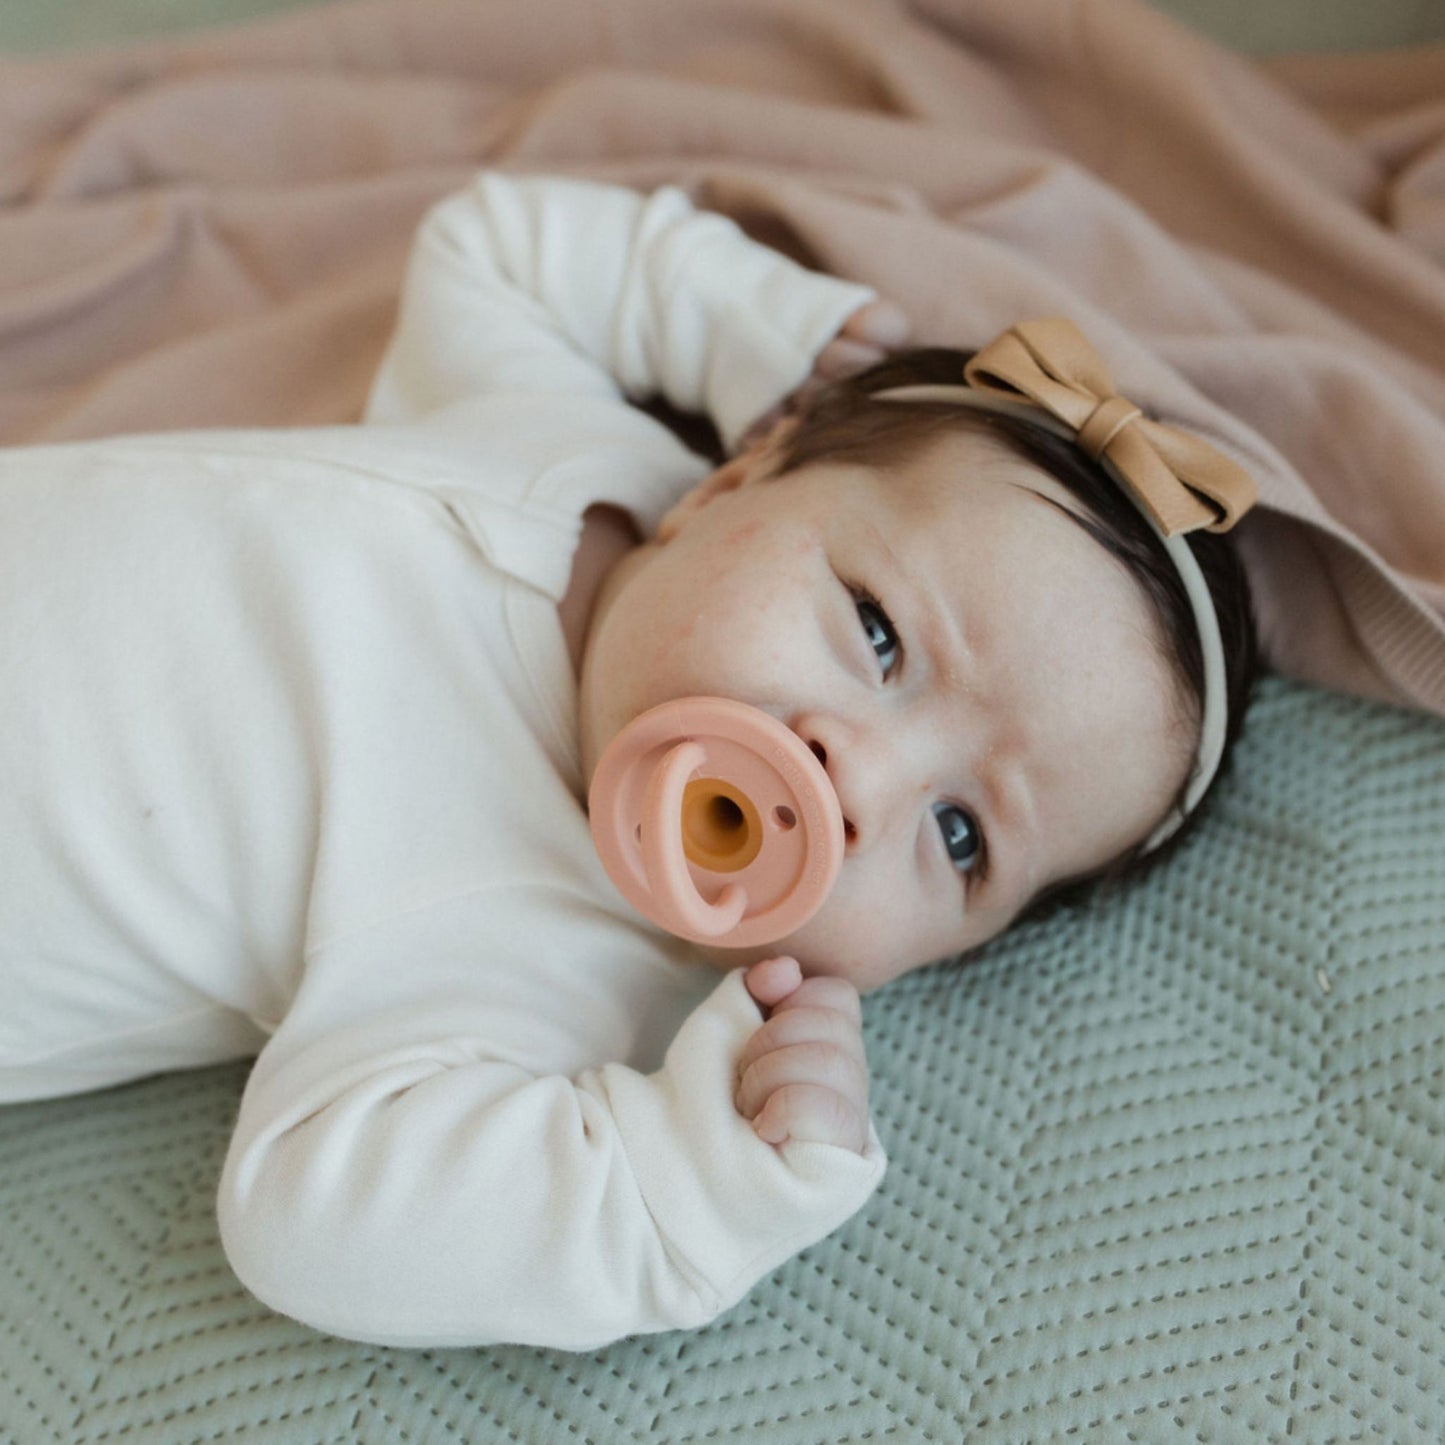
[587, 696, 846, 948]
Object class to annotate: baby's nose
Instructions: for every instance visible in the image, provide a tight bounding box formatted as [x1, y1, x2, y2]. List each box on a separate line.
[794, 705, 942, 851]
[802, 706, 938, 847]
[803, 737, 859, 845]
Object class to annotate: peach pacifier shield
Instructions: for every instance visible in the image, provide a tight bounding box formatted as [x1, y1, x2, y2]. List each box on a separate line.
[587, 697, 845, 947]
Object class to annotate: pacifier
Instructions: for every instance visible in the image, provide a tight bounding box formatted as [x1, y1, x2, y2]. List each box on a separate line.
[588, 697, 845, 948]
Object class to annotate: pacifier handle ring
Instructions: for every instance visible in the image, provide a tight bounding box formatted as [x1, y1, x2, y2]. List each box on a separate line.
[639, 739, 748, 939]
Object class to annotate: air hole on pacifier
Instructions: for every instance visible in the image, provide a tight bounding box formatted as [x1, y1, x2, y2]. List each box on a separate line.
[773, 805, 797, 830]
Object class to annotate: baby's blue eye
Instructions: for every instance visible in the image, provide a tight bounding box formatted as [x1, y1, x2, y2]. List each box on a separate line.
[856, 595, 900, 677]
[933, 803, 982, 873]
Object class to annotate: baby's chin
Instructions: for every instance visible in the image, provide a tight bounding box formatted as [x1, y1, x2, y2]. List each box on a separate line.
[687, 936, 785, 975]
[686, 932, 891, 994]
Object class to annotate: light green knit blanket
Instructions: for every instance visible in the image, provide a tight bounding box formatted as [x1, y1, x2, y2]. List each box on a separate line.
[3, 674, 1443, 1443]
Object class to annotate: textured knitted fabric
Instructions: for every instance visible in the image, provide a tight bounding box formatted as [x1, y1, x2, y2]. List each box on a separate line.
[3, 675, 1442, 1441]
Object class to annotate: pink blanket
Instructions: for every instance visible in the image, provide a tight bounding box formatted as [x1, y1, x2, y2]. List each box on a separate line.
[3, 0, 1443, 713]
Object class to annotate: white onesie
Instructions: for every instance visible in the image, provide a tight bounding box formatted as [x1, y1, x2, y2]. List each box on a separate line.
[0, 172, 886, 1349]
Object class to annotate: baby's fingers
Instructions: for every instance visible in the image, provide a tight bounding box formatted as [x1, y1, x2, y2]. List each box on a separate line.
[743, 956, 803, 1010]
[735, 1039, 867, 1125]
[735, 1003, 865, 1083]
[813, 335, 887, 380]
[770, 973, 863, 1027]
[841, 298, 912, 349]
[753, 1083, 869, 1154]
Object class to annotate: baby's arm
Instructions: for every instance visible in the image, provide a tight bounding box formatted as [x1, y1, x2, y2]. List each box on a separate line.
[364, 170, 881, 455]
[216, 906, 885, 1352]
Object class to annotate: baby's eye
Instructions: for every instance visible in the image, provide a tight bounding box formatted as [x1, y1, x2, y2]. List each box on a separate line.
[855, 592, 900, 677]
[933, 803, 983, 874]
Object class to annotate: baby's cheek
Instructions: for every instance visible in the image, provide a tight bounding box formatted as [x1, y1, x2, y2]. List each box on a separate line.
[644, 615, 695, 677]
[633, 602, 720, 700]
[791, 879, 979, 992]
[783, 892, 892, 985]
[663, 588, 779, 695]
[724, 519, 767, 547]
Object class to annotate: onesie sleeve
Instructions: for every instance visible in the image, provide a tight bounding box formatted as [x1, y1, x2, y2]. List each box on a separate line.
[363, 170, 878, 454]
[216, 896, 886, 1351]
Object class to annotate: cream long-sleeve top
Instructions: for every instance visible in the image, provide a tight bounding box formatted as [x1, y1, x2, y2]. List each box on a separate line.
[0, 171, 886, 1349]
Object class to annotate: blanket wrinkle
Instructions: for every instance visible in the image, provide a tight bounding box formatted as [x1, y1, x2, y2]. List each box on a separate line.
[41, 75, 497, 201]
[1, 0, 1443, 718]
[1390, 139, 1445, 266]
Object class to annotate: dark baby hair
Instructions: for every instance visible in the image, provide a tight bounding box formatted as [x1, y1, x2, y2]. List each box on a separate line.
[765, 346, 1262, 923]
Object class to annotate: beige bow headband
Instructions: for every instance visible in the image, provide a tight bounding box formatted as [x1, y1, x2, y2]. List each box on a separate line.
[869, 316, 1257, 850]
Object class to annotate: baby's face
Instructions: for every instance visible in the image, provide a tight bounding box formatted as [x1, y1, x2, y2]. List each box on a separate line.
[578, 425, 1193, 993]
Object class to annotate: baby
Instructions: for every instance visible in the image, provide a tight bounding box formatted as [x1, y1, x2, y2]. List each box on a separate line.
[0, 170, 1258, 1350]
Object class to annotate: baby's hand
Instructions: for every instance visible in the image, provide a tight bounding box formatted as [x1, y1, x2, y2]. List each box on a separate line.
[811, 297, 913, 383]
[734, 957, 871, 1156]
[738, 299, 913, 453]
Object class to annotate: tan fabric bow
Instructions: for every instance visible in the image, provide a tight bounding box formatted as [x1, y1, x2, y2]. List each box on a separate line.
[964, 318, 1257, 536]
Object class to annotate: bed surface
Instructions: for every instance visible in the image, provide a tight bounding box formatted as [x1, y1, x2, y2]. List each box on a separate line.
[4, 675, 1444, 1440]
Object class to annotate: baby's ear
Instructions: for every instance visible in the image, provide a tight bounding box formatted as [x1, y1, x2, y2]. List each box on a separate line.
[655, 416, 799, 544]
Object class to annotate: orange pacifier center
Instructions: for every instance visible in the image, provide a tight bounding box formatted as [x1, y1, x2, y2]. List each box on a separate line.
[587, 697, 846, 947]
[680, 779, 763, 874]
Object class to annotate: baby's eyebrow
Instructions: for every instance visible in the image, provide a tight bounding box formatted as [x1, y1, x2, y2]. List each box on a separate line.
[1008, 481, 1099, 544]
[899, 557, 1039, 888]
[972, 737, 1036, 894]
[861, 517, 907, 582]
[917, 569, 973, 690]
[867, 498, 1043, 889]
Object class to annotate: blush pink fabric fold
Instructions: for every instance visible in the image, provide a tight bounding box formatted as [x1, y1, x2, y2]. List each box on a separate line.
[2, 0, 1443, 714]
